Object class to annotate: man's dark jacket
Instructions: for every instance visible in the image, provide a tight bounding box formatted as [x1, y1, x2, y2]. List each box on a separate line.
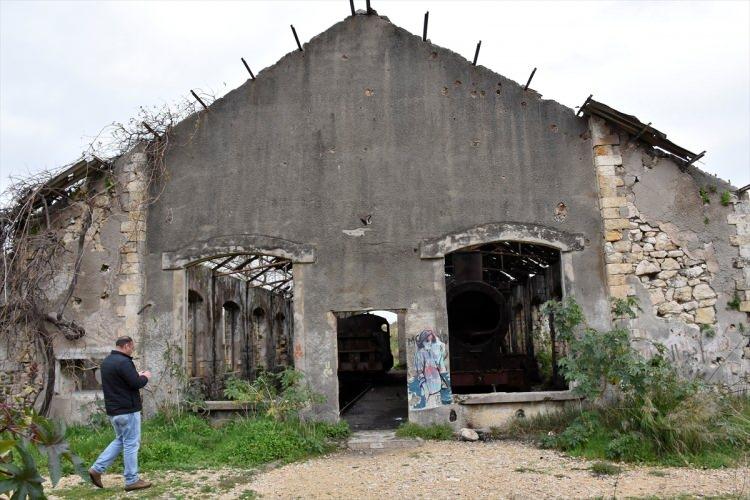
[100, 350, 148, 416]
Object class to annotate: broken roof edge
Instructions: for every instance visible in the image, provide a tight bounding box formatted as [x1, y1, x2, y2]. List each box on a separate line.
[579, 98, 742, 190]
[580, 98, 701, 164]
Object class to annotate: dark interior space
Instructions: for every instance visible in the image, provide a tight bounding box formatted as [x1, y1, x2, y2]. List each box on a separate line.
[445, 241, 565, 394]
[337, 312, 407, 430]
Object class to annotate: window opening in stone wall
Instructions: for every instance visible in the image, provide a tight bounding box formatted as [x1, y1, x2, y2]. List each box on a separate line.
[444, 241, 564, 394]
[58, 359, 101, 391]
[185, 254, 294, 400]
[336, 309, 407, 430]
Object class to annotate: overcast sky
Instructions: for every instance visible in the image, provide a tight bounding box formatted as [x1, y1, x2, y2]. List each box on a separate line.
[1, 0, 748, 197]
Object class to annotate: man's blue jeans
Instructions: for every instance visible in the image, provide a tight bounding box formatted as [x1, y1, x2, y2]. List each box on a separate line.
[91, 411, 141, 486]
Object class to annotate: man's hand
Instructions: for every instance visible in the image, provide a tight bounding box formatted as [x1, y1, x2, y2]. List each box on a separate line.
[139, 370, 152, 379]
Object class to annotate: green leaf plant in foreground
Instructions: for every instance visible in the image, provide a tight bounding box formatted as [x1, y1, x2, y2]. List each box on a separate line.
[0, 441, 45, 500]
[1, 402, 89, 498]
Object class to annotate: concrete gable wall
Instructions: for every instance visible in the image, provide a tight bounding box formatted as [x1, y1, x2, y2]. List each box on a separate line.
[141, 14, 607, 421]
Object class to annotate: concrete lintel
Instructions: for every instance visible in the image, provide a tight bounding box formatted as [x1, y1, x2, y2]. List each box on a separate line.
[161, 234, 316, 270]
[419, 222, 585, 259]
[455, 390, 581, 405]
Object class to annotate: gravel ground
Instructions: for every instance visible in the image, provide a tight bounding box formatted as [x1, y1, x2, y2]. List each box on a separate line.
[247, 440, 749, 499]
[45, 440, 749, 499]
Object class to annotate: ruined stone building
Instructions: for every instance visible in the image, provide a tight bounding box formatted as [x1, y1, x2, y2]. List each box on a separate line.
[2, 10, 749, 429]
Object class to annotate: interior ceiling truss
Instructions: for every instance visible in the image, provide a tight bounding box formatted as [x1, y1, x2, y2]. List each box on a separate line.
[201, 254, 294, 298]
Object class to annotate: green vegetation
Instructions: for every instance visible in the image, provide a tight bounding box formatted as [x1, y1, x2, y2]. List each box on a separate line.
[3, 368, 347, 498]
[1, 402, 88, 498]
[503, 297, 750, 468]
[590, 461, 622, 476]
[727, 292, 742, 311]
[59, 413, 349, 475]
[699, 187, 711, 204]
[395, 422, 454, 441]
[223, 368, 325, 421]
[700, 324, 716, 339]
[720, 190, 732, 206]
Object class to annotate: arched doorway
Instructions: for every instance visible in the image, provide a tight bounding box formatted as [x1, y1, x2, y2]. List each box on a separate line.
[444, 241, 565, 393]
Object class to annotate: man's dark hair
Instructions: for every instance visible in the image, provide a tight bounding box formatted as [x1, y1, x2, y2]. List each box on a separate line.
[115, 336, 133, 347]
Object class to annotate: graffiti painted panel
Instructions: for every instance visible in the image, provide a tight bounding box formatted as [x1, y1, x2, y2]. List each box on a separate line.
[408, 329, 452, 410]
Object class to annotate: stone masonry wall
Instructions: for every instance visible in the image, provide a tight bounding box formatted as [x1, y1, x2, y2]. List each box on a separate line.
[728, 189, 750, 318]
[0, 150, 150, 423]
[591, 117, 718, 326]
[590, 116, 749, 387]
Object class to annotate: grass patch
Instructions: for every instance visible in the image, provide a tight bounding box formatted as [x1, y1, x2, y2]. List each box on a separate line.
[590, 461, 622, 476]
[395, 422, 454, 440]
[501, 396, 750, 468]
[50, 413, 349, 478]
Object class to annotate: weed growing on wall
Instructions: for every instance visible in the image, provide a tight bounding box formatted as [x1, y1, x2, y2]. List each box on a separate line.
[699, 188, 711, 204]
[721, 190, 732, 206]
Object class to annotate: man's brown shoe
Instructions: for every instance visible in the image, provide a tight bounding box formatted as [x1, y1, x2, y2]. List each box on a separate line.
[124, 479, 152, 491]
[88, 468, 103, 489]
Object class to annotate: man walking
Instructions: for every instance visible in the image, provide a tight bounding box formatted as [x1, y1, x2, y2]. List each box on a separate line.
[88, 336, 152, 491]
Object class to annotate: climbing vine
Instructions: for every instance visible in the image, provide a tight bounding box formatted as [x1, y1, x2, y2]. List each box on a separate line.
[0, 92, 214, 415]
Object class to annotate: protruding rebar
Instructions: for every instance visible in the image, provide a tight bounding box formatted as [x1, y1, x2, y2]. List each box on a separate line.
[524, 67, 537, 90]
[291, 25, 303, 51]
[241, 57, 255, 80]
[423, 11, 429, 41]
[472, 41, 481, 66]
[190, 90, 209, 111]
[349, 0, 355, 16]
[142, 122, 160, 139]
[366, 0, 372, 14]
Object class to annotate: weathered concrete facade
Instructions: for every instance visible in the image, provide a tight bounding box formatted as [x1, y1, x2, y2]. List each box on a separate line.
[4, 11, 747, 427]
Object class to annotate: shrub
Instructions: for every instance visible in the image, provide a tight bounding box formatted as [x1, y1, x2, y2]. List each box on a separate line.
[515, 297, 750, 466]
[223, 369, 325, 421]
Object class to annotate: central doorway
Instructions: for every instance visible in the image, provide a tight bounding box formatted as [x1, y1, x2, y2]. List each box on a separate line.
[336, 309, 407, 430]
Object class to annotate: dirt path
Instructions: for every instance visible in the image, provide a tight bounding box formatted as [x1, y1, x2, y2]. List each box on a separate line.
[247, 440, 749, 499]
[47, 440, 749, 499]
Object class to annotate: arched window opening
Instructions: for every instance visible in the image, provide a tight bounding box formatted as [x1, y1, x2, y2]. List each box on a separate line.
[187, 290, 205, 378]
[185, 253, 294, 399]
[444, 241, 563, 394]
[222, 302, 241, 374]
